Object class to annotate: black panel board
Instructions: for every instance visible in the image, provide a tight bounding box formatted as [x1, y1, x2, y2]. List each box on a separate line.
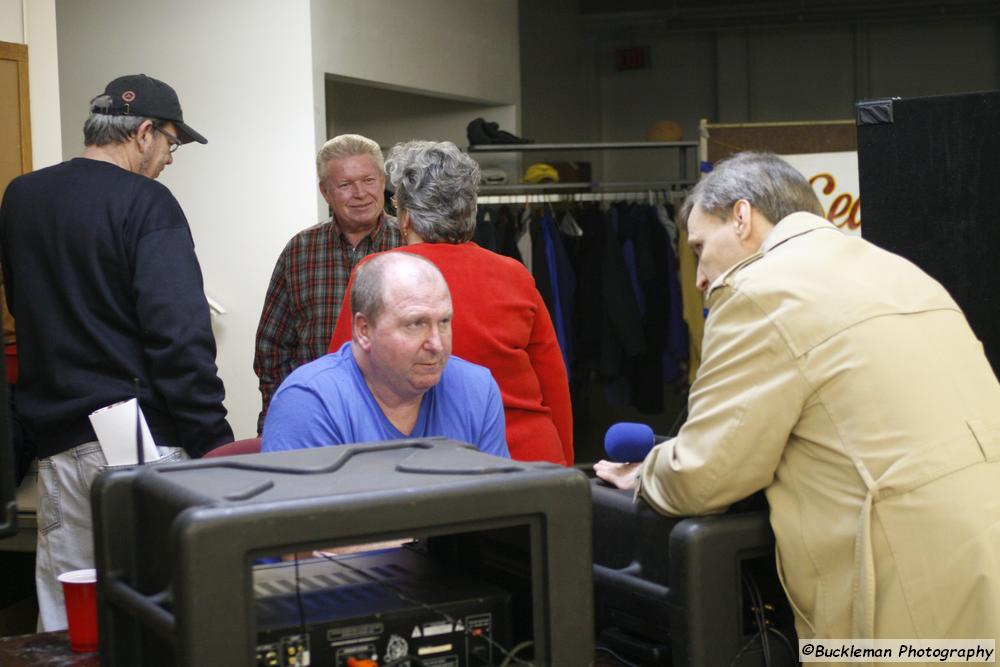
[857, 89, 1000, 376]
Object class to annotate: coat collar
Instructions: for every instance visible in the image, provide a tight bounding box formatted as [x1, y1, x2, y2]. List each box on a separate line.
[761, 211, 839, 254]
[706, 212, 838, 299]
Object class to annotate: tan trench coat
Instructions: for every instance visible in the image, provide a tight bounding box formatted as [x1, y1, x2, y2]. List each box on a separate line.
[638, 213, 1000, 644]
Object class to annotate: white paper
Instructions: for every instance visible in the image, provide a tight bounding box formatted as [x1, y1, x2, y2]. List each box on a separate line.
[88, 398, 160, 466]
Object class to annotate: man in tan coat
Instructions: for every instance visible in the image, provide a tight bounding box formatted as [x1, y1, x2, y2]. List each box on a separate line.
[596, 152, 1000, 644]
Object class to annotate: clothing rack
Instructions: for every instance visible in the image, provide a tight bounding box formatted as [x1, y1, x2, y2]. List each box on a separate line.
[467, 140, 699, 202]
[477, 188, 686, 205]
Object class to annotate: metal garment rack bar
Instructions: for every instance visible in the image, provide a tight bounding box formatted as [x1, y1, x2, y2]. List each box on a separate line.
[467, 141, 697, 151]
[465, 141, 698, 194]
[479, 179, 690, 193]
[477, 189, 687, 205]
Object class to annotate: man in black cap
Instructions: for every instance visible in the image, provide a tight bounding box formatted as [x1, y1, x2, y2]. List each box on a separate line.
[0, 74, 233, 630]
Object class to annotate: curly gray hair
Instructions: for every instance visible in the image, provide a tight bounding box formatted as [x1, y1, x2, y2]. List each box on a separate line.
[385, 140, 480, 244]
[680, 152, 824, 228]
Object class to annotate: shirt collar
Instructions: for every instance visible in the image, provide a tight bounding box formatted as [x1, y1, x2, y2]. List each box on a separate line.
[334, 212, 390, 246]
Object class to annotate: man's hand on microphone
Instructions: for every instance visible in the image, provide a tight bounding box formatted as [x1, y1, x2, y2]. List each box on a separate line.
[593, 460, 641, 490]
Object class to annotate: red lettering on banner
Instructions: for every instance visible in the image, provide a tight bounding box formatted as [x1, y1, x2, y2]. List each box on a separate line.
[812, 172, 836, 195]
[809, 173, 861, 230]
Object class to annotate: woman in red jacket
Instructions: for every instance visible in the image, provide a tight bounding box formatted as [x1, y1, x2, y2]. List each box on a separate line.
[329, 140, 572, 465]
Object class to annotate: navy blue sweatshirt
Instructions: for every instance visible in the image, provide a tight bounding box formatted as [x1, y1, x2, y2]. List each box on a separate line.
[0, 158, 233, 458]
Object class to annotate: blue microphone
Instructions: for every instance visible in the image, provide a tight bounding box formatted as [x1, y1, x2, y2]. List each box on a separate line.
[604, 422, 665, 462]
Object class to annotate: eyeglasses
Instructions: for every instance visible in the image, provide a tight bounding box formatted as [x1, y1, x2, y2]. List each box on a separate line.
[154, 126, 182, 154]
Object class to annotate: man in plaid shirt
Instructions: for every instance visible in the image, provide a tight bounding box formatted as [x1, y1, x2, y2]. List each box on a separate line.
[254, 134, 400, 432]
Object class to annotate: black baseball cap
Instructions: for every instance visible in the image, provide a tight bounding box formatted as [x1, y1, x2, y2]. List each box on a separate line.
[98, 74, 207, 145]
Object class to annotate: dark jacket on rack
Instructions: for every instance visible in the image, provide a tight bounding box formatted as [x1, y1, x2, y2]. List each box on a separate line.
[531, 208, 575, 370]
[492, 205, 524, 264]
[568, 203, 645, 385]
[569, 202, 688, 413]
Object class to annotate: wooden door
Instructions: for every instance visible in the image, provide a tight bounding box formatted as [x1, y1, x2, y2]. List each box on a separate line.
[0, 41, 32, 195]
[0, 41, 30, 347]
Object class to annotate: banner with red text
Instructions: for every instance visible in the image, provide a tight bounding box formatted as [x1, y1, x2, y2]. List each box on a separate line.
[781, 151, 861, 235]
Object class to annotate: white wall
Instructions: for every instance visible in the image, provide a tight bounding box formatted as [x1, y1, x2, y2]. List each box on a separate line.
[311, 0, 520, 170]
[0, 0, 62, 169]
[55, 0, 319, 439]
[311, 0, 520, 110]
[0, 0, 21, 43]
[311, 0, 520, 199]
[326, 77, 517, 147]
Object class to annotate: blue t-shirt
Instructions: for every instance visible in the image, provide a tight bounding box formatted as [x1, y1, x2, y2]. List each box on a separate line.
[262, 343, 509, 458]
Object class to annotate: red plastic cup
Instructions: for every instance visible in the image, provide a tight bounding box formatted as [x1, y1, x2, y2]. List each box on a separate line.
[58, 568, 98, 653]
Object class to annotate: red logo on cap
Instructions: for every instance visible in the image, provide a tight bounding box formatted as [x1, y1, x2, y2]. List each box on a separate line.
[122, 91, 136, 102]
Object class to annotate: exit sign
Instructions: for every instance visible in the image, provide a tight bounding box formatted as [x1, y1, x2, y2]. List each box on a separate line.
[615, 46, 650, 71]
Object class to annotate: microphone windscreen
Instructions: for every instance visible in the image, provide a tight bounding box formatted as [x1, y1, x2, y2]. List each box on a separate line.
[604, 422, 656, 462]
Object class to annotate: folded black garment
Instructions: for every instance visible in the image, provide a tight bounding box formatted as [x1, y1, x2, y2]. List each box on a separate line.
[466, 117, 533, 145]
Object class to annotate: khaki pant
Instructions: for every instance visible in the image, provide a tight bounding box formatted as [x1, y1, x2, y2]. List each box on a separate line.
[34, 441, 186, 631]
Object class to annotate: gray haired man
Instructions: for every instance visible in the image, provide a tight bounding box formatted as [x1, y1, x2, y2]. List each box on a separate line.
[253, 134, 401, 432]
[595, 152, 1000, 642]
[0, 73, 232, 630]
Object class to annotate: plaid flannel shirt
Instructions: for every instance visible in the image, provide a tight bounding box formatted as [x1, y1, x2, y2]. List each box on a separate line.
[254, 214, 399, 432]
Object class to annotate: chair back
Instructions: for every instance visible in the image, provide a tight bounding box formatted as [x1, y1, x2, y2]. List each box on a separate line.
[202, 437, 262, 458]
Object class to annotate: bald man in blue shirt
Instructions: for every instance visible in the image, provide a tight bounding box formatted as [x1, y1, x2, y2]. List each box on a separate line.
[263, 252, 508, 458]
